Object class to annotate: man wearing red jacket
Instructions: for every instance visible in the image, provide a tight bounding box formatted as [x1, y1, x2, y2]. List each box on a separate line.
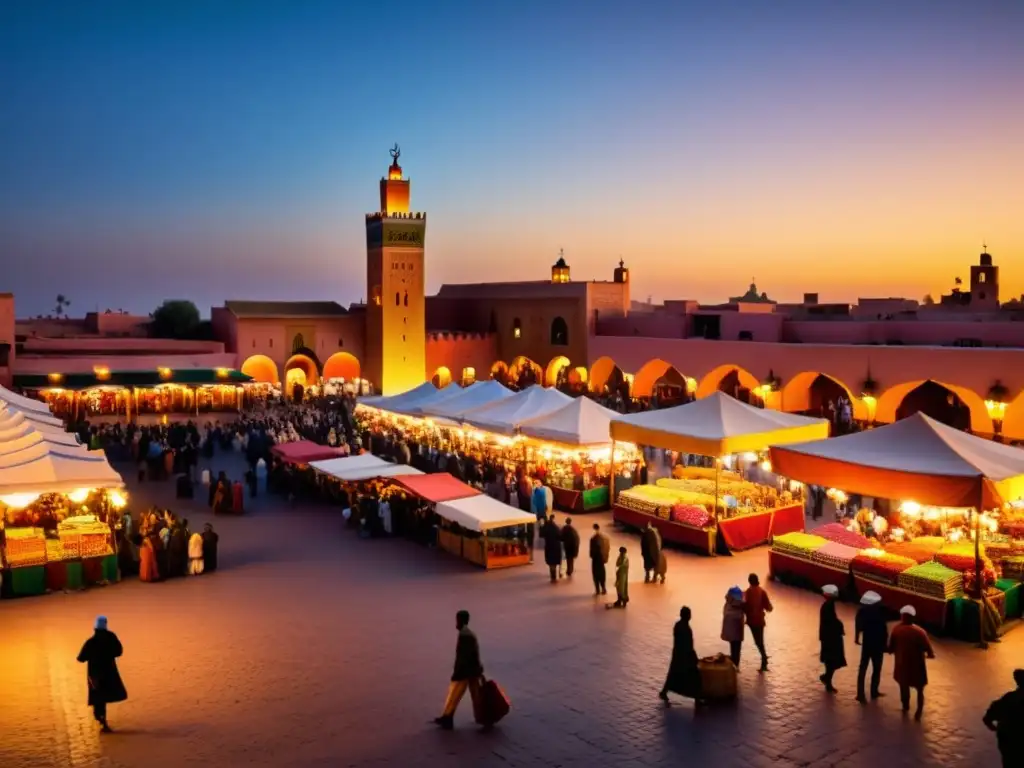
[743, 573, 773, 672]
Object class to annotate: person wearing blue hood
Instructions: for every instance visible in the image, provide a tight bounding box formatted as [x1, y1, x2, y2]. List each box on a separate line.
[721, 586, 746, 666]
[77, 616, 127, 733]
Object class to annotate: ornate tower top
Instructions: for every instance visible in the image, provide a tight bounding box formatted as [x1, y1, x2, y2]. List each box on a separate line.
[551, 248, 570, 283]
[388, 143, 402, 180]
[379, 143, 411, 215]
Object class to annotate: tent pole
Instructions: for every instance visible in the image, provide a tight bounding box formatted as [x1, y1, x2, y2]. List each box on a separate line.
[609, 439, 616, 503]
[974, 505, 987, 649]
[714, 457, 721, 556]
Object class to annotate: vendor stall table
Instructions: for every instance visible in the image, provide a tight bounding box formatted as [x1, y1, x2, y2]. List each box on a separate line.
[613, 504, 715, 555]
[769, 550, 853, 593]
[552, 485, 609, 514]
[435, 495, 535, 570]
[852, 574, 948, 631]
[9, 566, 46, 597]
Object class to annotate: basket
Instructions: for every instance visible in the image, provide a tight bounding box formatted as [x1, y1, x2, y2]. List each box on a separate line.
[698, 654, 737, 701]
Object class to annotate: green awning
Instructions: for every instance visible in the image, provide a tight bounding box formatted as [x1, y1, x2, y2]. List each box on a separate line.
[15, 368, 253, 390]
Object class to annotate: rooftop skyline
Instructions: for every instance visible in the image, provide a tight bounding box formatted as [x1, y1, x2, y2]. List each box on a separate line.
[2, 1, 1022, 316]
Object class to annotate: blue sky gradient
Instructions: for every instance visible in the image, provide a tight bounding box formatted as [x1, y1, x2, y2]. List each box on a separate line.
[2, 1, 1022, 315]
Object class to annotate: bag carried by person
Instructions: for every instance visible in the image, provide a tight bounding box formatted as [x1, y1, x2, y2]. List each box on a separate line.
[475, 678, 511, 725]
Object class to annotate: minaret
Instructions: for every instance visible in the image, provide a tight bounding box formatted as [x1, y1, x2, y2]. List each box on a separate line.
[364, 144, 427, 395]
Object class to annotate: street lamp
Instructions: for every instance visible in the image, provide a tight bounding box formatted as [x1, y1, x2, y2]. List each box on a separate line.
[757, 370, 781, 409]
[986, 381, 1009, 439]
[861, 374, 879, 427]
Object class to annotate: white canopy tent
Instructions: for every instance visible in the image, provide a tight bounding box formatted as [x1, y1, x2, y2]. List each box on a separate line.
[310, 453, 424, 482]
[460, 385, 572, 435]
[436, 494, 537, 532]
[518, 396, 621, 447]
[359, 381, 440, 413]
[0, 406, 124, 495]
[609, 391, 830, 456]
[400, 381, 482, 416]
[420, 379, 514, 420]
[0, 384, 54, 415]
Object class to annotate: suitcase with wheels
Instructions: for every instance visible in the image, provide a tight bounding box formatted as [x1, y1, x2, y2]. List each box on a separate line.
[698, 654, 738, 701]
[476, 678, 511, 725]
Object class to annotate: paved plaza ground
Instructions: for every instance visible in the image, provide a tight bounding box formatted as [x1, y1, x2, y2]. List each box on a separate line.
[1, 454, 1018, 768]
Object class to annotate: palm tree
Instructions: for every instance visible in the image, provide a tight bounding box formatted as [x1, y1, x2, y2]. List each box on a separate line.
[54, 294, 71, 318]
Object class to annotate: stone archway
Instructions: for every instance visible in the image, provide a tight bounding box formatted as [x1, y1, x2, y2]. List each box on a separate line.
[780, 371, 866, 421]
[240, 354, 279, 384]
[431, 366, 452, 388]
[545, 356, 571, 387]
[633, 359, 689, 399]
[284, 354, 319, 400]
[323, 352, 360, 382]
[875, 379, 992, 434]
[696, 364, 760, 400]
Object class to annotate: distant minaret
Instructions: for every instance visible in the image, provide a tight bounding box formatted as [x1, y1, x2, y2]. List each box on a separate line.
[364, 144, 427, 395]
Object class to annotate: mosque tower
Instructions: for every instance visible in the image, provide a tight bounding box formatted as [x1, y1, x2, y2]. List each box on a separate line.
[364, 145, 427, 395]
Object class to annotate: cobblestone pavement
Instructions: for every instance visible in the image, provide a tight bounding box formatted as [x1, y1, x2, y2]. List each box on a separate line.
[0, 455, 1018, 768]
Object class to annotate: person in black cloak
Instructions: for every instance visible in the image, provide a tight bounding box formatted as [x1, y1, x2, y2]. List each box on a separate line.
[659, 606, 703, 706]
[76, 616, 127, 733]
[168, 522, 188, 577]
[819, 584, 847, 693]
[202, 523, 219, 573]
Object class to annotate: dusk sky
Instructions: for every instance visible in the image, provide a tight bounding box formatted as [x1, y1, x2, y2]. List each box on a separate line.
[2, 1, 1022, 317]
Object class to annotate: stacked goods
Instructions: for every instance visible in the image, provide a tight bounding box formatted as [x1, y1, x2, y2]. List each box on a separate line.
[4, 527, 47, 567]
[616, 488, 665, 515]
[1000, 555, 1024, 581]
[814, 523, 872, 550]
[655, 478, 773, 513]
[772, 532, 827, 560]
[851, 550, 916, 585]
[898, 561, 964, 600]
[935, 541, 996, 575]
[885, 540, 944, 564]
[671, 466, 742, 482]
[79, 533, 112, 559]
[811, 541, 860, 570]
[670, 504, 712, 528]
[621, 485, 724, 515]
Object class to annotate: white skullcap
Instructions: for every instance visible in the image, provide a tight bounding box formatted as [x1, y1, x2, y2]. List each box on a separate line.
[860, 591, 882, 605]
[822, 584, 839, 597]
[900, 605, 917, 616]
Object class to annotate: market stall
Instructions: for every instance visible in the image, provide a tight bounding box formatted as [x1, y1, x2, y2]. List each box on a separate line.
[310, 454, 423, 483]
[769, 412, 1024, 637]
[0, 404, 127, 598]
[359, 381, 442, 413]
[435, 494, 535, 569]
[609, 392, 828, 554]
[271, 440, 349, 465]
[418, 379, 514, 420]
[460, 385, 572, 435]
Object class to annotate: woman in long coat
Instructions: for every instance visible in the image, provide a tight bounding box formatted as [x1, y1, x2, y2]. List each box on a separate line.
[721, 587, 746, 666]
[819, 585, 846, 693]
[76, 616, 127, 732]
[660, 606, 702, 704]
[887, 605, 935, 719]
[542, 516, 563, 582]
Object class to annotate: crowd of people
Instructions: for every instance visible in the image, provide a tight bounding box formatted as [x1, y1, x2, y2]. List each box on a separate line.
[115, 508, 219, 583]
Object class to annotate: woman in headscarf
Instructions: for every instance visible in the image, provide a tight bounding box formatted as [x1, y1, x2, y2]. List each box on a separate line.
[76, 616, 127, 733]
[659, 606, 702, 705]
[721, 586, 746, 666]
[888, 605, 935, 720]
[819, 584, 846, 693]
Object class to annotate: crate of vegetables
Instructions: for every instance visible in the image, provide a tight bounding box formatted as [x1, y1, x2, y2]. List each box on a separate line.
[897, 561, 963, 600]
[935, 541, 995, 574]
[851, 550, 916, 585]
[811, 540, 860, 570]
[814, 523, 872, 550]
[670, 504, 712, 529]
[1000, 555, 1024, 581]
[772, 532, 827, 561]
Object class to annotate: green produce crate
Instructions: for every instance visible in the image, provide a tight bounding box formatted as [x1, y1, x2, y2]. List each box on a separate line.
[10, 566, 46, 597]
[101, 554, 119, 584]
[65, 561, 84, 590]
[996, 579, 1021, 619]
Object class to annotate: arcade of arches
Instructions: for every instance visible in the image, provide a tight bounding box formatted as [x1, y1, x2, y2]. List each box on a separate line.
[240, 355, 279, 384]
[322, 352, 360, 382]
[484, 355, 1018, 438]
[283, 354, 319, 400]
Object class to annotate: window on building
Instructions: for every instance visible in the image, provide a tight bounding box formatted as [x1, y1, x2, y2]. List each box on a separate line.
[738, 330, 753, 341]
[292, 333, 305, 353]
[403, 291, 408, 307]
[396, 292, 401, 306]
[550, 316, 569, 346]
[371, 285, 381, 306]
[979, 273, 987, 283]
[269, 338, 273, 348]
[338, 338, 344, 347]
[252, 339, 256, 348]
[512, 318, 522, 339]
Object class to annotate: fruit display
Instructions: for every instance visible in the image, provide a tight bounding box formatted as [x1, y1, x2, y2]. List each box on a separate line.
[656, 477, 785, 512]
[884, 539, 944, 564]
[898, 561, 964, 600]
[935, 541, 995, 575]
[670, 504, 712, 529]
[811, 541, 860, 570]
[814, 523, 872, 550]
[851, 550, 916, 585]
[4, 527, 47, 568]
[772, 532, 827, 560]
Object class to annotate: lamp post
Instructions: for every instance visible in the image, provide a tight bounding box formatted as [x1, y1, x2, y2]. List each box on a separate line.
[861, 374, 879, 428]
[757, 370, 780, 409]
[985, 380, 1008, 440]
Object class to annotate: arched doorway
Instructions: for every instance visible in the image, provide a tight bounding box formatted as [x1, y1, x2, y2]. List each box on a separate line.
[896, 381, 971, 431]
[431, 366, 452, 388]
[490, 361, 510, 384]
[545, 356, 571, 387]
[568, 366, 588, 386]
[697, 365, 760, 402]
[284, 354, 319, 402]
[510, 356, 542, 389]
[633, 359, 682, 399]
[550, 317, 569, 346]
[322, 352, 360, 382]
[780, 371, 866, 421]
[653, 366, 688, 406]
[719, 370, 753, 403]
[240, 354, 279, 384]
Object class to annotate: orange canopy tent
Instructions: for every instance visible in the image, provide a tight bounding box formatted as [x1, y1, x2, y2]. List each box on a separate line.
[770, 412, 1024, 510]
[394, 472, 481, 504]
[271, 440, 347, 465]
